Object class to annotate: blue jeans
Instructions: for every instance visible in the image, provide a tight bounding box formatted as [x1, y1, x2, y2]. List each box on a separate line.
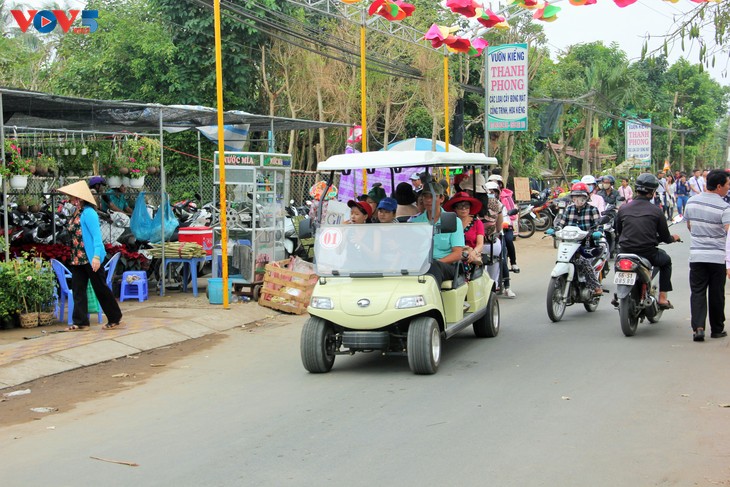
[676, 195, 689, 215]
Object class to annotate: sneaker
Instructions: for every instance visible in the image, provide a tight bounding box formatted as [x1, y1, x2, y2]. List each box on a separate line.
[511, 265, 520, 273]
[502, 288, 516, 299]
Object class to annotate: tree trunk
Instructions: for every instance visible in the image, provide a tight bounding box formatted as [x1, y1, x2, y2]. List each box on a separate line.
[502, 133, 516, 182]
[667, 91, 678, 163]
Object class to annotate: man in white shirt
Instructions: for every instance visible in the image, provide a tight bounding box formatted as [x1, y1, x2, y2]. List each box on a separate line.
[688, 168, 704, 196]
[684, 169, 730, 342]
[655, 171, 667, 208]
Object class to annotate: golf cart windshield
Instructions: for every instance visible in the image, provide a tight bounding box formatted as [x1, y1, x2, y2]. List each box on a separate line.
[314, 223, 433, 277]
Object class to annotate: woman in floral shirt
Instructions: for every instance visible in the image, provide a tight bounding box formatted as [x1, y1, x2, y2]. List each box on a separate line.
[58, 181, 123, 331]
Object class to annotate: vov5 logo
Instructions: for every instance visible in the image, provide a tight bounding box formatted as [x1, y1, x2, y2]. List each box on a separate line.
[10, 10, 98, 34]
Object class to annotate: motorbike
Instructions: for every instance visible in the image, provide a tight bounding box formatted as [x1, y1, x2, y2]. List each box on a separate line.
[546, 223, 610, 322]
[611, 243, 677, 336]
[516, 203, 537, 238]
[530, 189, 553, 232]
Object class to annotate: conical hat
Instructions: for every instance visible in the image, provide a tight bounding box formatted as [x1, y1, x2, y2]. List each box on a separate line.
[57, 180, 97, 207]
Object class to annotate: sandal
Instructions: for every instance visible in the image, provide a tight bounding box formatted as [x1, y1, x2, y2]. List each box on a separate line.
[102, 322, 124, 330]
[66, 325, 89, 332]
[658, 301, 674, 310]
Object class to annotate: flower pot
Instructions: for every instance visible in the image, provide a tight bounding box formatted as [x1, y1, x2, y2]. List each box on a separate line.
[107, 176, 122, 188]
[120, 167, 129, 175]
[129, 176, 145, 189]
[29, 204, 40, 213]
[17, 204, 29, 213]
[9, 175, 28, 190]
[36, 165, 48, 176]
[146, 166, 157, 175]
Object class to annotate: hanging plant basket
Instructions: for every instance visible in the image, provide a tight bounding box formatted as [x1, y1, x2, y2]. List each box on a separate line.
[107, 176, 122, 188]
[129, 176, 145, 189]
[9, 175, 29, 190]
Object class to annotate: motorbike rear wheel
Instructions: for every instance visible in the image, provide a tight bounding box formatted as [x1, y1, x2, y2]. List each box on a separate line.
[517, 217, 536, 239]
[619, 295, 639, 336]
[546, 276, 567, 322]
[534, 212, 552, 232]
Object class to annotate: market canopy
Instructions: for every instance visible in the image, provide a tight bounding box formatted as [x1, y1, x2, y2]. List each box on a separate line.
[0, 87, 349, 133]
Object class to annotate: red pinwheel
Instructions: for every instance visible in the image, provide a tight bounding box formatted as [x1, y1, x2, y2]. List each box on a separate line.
[446, 0, 480, 17]
[475, 8, 506, 28]
[513, 0, 539, 8]
[368, 0, 415, 21]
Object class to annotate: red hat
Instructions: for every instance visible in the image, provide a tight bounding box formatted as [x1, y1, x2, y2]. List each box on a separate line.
[347, 199, 373, 218]
[442, 191, 482, 215]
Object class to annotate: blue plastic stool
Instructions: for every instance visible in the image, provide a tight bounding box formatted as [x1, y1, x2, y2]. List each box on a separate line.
[120, 271, 149, 302]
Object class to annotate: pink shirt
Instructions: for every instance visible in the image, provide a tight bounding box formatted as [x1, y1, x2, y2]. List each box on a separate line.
[618, 185, 633, 202]
[464, 218, 485, 249]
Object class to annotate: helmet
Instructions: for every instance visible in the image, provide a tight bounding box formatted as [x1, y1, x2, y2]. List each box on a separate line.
[484, 181, 500, 192]
[570, 182, 589, 198]
[88, 175, 106, 187]
[635, 173, 660, 193]
[601, 175, 615, 184]
[488, 174, 503, 183]
[571, 179, 581, 184]
[581, 175, 596, 185]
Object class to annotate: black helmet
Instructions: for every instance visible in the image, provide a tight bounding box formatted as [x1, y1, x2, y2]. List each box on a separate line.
[635, 173, 659, 193]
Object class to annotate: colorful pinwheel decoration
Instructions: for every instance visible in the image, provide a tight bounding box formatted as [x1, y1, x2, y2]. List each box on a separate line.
[445, 0, 480, 17]
[368, 0, 415, 21]
[475, 8, 506, 28]
[533, 2, 561, 21]
[340, 0, 365, 3]
[512, 0, 540, 9]
[424, 24, 487, 56]
[569, 0, 597, 5]
[613, 0, 638, 6]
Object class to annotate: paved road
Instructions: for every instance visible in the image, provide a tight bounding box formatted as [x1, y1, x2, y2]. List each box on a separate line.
[2, 223, 729, 486]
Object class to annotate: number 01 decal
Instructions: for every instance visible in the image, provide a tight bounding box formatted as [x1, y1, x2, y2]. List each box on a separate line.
[319, 228, 343, 249]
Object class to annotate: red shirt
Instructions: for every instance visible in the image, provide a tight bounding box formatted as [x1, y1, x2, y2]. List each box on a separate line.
[463, 217, 485, 248]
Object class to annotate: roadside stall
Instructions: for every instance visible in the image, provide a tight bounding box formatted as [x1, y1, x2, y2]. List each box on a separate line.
[211, 151, 291, 301]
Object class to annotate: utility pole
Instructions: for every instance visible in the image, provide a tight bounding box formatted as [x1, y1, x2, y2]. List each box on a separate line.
[667, 91, 678, 163]
[725, 113, 730, 169]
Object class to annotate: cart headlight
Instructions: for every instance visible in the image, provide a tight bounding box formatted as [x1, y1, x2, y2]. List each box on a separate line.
[310, 296, 334, 310]
[396, 295, 426, 309]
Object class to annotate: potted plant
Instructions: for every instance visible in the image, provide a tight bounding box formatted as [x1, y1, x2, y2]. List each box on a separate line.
[3, 139, 33, 190]
[16, 194, 33, 213]
[11, 257, 57, 328]
[34, 153, 58, 176]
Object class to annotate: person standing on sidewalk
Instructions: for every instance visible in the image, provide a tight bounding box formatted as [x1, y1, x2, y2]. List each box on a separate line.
[57, 181, 123, 331]
[683, 169, 730, 342]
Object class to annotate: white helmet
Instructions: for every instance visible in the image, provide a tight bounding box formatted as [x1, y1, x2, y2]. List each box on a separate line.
[484, 181, 500, 192]
[581, 175, 596, 185]
[488, 174, 503, 183]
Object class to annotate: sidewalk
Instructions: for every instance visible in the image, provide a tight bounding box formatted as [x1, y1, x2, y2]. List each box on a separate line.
[0, 283, 285, 390]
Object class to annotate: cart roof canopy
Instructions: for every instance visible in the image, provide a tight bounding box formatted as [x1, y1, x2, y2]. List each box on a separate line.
[318, 151, 497, 171]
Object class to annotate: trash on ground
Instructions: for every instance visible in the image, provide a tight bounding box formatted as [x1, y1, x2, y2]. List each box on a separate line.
[90, 456, 139, 467]
[111, 373, 130, 378]
[680, 394, 690, 397]
[149, 363, 166, 367]
[30, 407, 58, 413]
[3, 389, 31, 397]
[719, 403, 730, 408]
[561, 396, 571, 400]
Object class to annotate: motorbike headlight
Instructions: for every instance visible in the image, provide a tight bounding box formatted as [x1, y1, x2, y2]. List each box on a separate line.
[395, 295, 426, 309]
[310, 296, 334, 310]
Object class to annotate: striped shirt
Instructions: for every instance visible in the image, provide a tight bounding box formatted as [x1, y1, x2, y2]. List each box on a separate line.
[683, 192, 730, 264]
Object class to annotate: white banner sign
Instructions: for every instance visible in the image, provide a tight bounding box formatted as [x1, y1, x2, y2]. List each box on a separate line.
[486, 43, 528, 132]
[625, 119, 651, 165]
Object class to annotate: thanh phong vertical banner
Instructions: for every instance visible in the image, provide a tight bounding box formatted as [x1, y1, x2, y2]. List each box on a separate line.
[487, 43, 528, 132]
[625, 119, 651, 167]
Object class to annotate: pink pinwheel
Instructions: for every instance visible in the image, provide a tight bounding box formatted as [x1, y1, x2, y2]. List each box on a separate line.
[613, 0, 638, 6]
[446, 36, 472, 53]
[569, 0, 597, 5]
[469, 38, 489, 56]
[533, 2, 561, 21]
[368, 0, 415, 21]
[446, 0, 480, 17]
[424, 24, 451, 48]
[475, 8, 506, 28]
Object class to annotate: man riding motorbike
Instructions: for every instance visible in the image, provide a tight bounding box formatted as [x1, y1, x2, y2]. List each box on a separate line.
[614, 173, 681, 309]
[548, 182, 603, 296]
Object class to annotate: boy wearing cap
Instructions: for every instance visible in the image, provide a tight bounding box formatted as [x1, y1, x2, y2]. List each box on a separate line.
[376, 197, 398, 223]
[346, 200, 372, 224]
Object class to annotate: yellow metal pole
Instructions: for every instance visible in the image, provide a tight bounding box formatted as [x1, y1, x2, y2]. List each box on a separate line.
[213, 0, 229, 308]
[360, 22, 368, 194]
[443, 53, 450, 192]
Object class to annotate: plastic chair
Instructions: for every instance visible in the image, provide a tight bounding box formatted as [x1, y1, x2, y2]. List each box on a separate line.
[120, 271, 148, 302]
[104, 252, 122, 293]
[49, 259, 103, 325]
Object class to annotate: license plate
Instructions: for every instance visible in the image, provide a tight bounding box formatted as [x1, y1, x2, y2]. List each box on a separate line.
[614, 271, 636, 285]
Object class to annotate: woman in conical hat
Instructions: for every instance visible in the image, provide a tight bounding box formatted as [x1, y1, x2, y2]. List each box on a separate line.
[57, 180, 123, 331]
